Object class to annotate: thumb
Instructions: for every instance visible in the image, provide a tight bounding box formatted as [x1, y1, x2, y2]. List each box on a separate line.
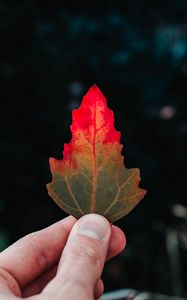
[43, 214, 111, 300]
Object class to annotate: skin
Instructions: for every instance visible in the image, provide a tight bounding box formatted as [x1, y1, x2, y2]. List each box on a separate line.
[0, 214, 126, 300]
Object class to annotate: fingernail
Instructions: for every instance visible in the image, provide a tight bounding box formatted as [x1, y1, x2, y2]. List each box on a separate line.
[78, 214, 108, 240]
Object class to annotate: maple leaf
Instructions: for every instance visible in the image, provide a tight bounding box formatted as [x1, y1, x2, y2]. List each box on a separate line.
[47, 85, 146, 222]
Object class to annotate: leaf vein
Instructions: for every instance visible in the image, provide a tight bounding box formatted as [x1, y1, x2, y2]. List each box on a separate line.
[49, 189, 79, 211]
[103, 172, 138, 216]
[65, 177, 84, 215]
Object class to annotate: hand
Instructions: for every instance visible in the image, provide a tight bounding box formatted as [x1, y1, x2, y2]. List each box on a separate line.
[0, 214, 126, 300]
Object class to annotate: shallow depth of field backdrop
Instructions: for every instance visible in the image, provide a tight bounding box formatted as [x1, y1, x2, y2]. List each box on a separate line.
[0, 0, 187, 298]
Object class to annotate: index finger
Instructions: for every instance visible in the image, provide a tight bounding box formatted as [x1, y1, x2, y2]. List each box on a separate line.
[0, 216, 76, 288]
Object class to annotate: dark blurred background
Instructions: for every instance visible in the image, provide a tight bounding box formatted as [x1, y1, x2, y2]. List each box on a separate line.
[0, 0, 187, 298]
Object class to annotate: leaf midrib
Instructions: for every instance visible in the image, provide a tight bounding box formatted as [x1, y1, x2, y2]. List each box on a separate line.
[91, 98, 97, 212]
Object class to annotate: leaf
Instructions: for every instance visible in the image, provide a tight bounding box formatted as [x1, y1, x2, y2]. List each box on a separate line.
[47, 85, 146, 222]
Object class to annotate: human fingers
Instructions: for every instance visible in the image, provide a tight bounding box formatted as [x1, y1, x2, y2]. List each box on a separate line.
[0, 266, 21, 297]
[42, 214, 111, 300]
[107, 225, 126, 260]
[0, 216, 76, 289]
[23, 267, 104, 299]
[22, 265, 57, 297]
[22, 224, 126, 297]
[95, 278, 104, 299]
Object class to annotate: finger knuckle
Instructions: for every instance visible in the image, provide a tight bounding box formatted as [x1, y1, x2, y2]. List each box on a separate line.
[69, 244, 101, 267]
[22, 232, 49, 272]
